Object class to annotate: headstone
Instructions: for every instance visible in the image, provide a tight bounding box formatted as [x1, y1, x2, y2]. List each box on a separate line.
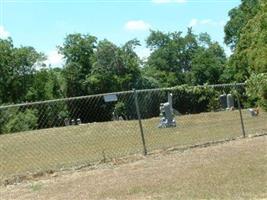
[158, 93, 176, 128]
[64, 118, 69, 126]
[163, 103, 173, 124]
[227, 94, 234, 109]
[219, 94, 227, 109]
[71, 119, 75, 125]
[76, 118, 81, 125]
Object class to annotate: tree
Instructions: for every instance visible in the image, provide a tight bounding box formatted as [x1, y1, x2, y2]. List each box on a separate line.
[1, 109, 38, 134]
[144, 29, 226, 86]
[86, 39, 119, 93]
[11, 47, 45, 102]
[144, 29, 195, 86]
[246, 73, 267, 111]
[26, 68, 64, 101]
[0, 38, 44, 104]
[224, 0, 260, 50]
[232, 1, 267, 74]
[86, 39, 142, 94]
[59, 33, 97, 97]
[190, 42, 226, 85]
[224, 0, 266, 81]
[0, 38, 13, 103]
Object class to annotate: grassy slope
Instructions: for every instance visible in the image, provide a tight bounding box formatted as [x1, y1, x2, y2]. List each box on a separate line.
[1, 136, 266, 199]
[0, 110, 266, 180]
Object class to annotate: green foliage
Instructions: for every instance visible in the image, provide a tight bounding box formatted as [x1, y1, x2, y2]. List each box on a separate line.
[0, 107, 12, 134]
[144, 29, 198, 86]
[170, 85, 220, 114]
[2, 109, 38, 133]
[246, 73, 267, 110]
[190, 42, 226, 85]
[86, 39, 142, 94]
[26, 68, 65, 101]
[114, 102, 127, 119]
[136, 85, 222, 120]
[38, 103, 69, 128]
[224, 0, 260, 50]
[233, 1, 267, 74]
[224, 0, 266, 82]
[261, 85, 267, 110]
[0, 38, 45, 104]
[144, 29, 226, 87]
[59, 33, 97, 68]
[60, 34, 97, 97]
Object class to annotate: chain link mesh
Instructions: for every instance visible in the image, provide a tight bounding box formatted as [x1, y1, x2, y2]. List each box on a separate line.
[0, 83, 266, 182]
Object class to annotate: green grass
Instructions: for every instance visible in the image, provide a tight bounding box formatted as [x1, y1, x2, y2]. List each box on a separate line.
[0, 110, 266, 181]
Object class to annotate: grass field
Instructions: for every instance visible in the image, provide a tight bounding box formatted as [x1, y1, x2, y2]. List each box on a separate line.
[1, 135, 266, 199]
[0, 109, 267, 183]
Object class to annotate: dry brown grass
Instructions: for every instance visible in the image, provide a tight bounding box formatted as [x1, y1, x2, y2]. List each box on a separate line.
[0, 135, 266, 200]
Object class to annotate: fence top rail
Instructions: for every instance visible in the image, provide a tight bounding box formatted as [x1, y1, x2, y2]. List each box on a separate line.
[0, 82, 245, 109]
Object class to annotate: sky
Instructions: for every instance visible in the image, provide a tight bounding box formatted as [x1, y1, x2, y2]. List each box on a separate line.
[0, 0, 241, 66]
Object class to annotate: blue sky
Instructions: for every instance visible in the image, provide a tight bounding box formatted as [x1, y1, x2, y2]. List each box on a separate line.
[0, 0, 241, 66]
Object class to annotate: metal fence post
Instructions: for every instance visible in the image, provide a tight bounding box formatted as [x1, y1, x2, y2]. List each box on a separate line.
[235, 84, 246, 138]
[133, 89, 147, 156]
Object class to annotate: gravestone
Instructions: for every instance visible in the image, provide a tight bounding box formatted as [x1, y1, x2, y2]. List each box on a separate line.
[71, 119, 75, 125]
[64, 118, 70, 126]
[219, 94, 227, 109]
[227, 94, 234, 110]
[76, 118, 81, 125]
[158, 92, 176, 128]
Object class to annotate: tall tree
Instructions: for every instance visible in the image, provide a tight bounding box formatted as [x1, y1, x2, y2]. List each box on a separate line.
[144, 30, 226, 87]
[86, 39, 142, 94]
[11, 47, 45, 102]
[0, 38, 44, 104]
[26, 68, 64, 101]
[59, 33, 97, 97]
[0, 38, 13, 103]
[190, 42, 226, 85]
[224, 0, 260, 50]
[224, 0, 266, 81]
[145, 29, 196, 87]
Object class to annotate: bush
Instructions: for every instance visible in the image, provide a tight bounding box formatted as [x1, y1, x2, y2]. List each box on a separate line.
[114, 101, 127, 119]
[246, 73, 267, 111]
[171, 85, 221, 114]
[2, 109, 38, 133]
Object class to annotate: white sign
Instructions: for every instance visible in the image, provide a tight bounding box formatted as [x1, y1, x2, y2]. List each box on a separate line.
[104, 94, 118, 102]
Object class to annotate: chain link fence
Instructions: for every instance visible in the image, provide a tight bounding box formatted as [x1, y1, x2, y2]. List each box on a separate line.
[0, 83, 266, 183]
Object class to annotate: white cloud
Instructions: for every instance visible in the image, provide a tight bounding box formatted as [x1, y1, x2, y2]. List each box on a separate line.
[45, 50, 64, 67]
[152, 0, 187, 4]
[0, 26, 10, 39]
[188, 19, 198, 27]
[201, 19, 212, 25]
[188, 19, 226, 27]
[125, 20, 151, 31]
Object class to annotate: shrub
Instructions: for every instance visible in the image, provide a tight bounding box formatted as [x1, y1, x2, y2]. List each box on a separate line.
[3, 109, 38, 133]
[246, 73, 267, 111]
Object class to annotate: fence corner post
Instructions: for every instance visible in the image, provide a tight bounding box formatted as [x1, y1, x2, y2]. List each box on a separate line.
[133, 89, 147, 156]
